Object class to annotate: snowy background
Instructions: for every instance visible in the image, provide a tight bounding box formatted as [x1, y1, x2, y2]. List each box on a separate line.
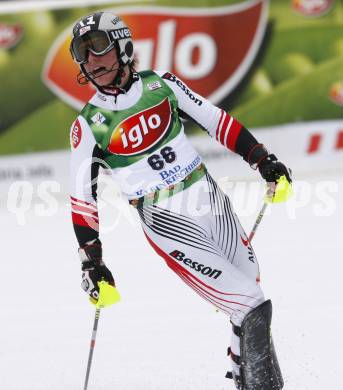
[1, 0, 343, 388]
[2, 170, 342, 390]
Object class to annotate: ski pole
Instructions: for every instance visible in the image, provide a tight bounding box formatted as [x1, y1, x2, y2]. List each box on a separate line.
[84, 307, 101, 390]
[248, 175, 293, 243]
[248, 202, 268, 243]
[248, 201, 268, 283]
[82, 282, 121, 389]
[248, 176, 293, 281]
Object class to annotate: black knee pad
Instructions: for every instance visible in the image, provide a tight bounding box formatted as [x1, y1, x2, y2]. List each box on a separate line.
[231, 300, 284, 390]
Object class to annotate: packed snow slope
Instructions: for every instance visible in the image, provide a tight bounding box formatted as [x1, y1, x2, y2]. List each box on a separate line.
[1, 172, 342, 389]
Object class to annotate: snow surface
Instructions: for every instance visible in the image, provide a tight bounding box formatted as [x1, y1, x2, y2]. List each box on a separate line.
[1, 172, 343, 390]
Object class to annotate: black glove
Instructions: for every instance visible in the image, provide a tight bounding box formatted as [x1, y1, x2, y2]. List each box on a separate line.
[258, 154, 292, 184]
[247, 145, 292, 184]
[79, 241, 115, 300]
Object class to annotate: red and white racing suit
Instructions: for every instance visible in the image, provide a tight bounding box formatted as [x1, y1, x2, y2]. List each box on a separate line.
[70, 70, 266, 374]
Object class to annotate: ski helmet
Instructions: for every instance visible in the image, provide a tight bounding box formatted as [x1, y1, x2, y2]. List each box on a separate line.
[70, 12, 134, 66]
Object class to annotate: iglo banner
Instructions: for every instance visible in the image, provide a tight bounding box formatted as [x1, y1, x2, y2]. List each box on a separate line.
[0, 0, 342, 157]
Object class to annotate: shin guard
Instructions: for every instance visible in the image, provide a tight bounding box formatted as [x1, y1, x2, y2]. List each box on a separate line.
[240, 300, 283, 389]
[227, 300, 284, 389]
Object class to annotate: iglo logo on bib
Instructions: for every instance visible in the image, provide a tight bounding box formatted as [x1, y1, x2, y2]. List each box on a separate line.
[108, 97, 172, 155]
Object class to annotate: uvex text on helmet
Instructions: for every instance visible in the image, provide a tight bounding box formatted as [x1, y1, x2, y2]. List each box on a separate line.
[72, 12, 134, 66]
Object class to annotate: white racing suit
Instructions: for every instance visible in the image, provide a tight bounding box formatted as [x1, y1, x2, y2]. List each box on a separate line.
[138, 172, 264, 319]
[70, 70, 268, 381]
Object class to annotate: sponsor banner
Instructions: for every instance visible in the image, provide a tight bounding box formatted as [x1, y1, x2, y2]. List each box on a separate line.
[0, 0, 342, 158]
[191, 120, 343, 180]
[43, 1, 268, 110]
[0, 23, 23, 49]
[0, 150, 70, 205]
[0, 151, 68, 185]
[292, 0, 334, 17]
[1, 120, 342, 205]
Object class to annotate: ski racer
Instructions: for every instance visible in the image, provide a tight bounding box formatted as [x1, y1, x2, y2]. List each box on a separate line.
[69, 11, 291, 390]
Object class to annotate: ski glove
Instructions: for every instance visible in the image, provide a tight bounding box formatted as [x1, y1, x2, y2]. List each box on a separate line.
[247, 144, 292, 184]
[79, 241, 115, 300]
[258, 154, 292, 184]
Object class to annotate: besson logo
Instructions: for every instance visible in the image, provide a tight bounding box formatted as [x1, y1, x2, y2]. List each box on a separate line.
[108, 97, 171, 155]
[0, 24, 23, 49]
[170, 250, 222, 279]
[292, 0, 334, 17]
[43, 1, 268, 110]
[71, 119, 82, 148]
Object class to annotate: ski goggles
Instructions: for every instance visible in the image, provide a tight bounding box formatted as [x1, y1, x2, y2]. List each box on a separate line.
[70, 30, 114, 64]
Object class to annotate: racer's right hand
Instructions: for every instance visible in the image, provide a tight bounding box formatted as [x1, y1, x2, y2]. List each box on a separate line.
[79, 241, 115, 300]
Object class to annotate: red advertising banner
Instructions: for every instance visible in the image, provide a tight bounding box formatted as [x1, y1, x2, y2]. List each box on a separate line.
[0, 23, 24, 49]
[43, 1, 268, 110]
[1, 0, 343, 157]
[292, 0, 334, 17]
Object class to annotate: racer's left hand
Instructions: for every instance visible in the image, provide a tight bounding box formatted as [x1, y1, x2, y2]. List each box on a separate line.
[258, 154, 292, 184]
